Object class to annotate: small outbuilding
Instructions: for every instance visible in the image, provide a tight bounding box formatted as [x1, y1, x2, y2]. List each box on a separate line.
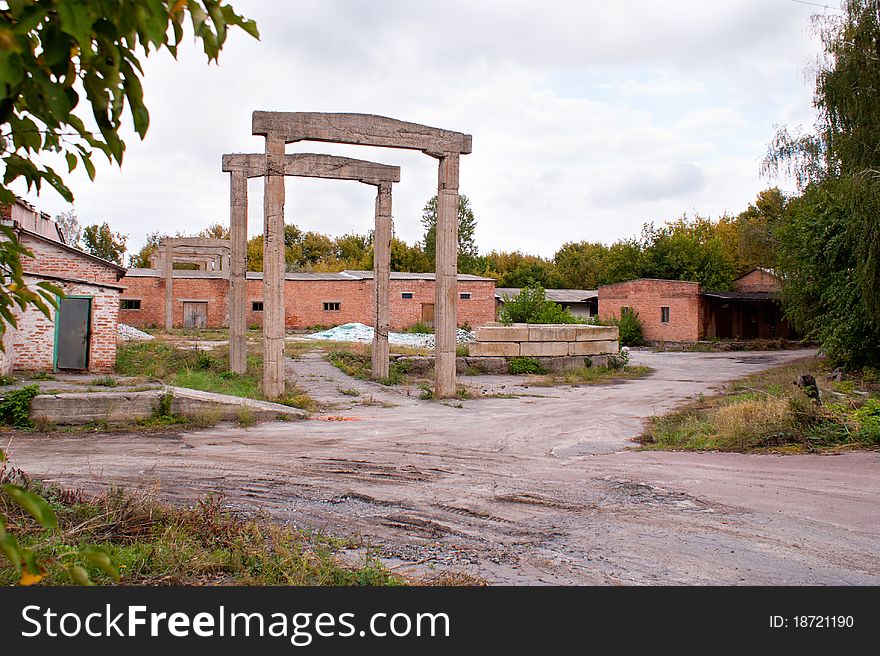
[1, 199, 126, 375]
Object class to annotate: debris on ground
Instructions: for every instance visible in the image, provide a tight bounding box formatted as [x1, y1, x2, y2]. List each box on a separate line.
[118, 323, 155, 341]
[301, 322, 474, 348]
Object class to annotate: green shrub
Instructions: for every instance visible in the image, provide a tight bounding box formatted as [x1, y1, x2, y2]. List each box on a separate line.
[499, 284, 579, 325]
[607, 311, 645, 347]
[508, 357, 543, 375]
[403, 322, 434, 334]
[0, 384, 40, 428]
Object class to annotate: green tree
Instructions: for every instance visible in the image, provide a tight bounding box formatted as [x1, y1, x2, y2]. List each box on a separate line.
[82, 222, 126, 264]
[734, 188, 785, 272]
[421, 194, 478, 271]
[498, 283, 578, 325]
[602, 239, 645, 284]
[553, 241, 609, 289]
[764, 0, 880, 366]
[0, 0, 256, 585]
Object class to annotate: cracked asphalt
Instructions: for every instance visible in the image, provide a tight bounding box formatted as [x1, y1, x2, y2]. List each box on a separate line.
[6, 349, 879, 585]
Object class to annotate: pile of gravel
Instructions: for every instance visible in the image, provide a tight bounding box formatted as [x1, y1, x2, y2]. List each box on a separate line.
[118, 323, 155, 341]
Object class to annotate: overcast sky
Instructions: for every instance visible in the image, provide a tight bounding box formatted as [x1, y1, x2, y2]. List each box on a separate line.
[15, 0, 830, 258]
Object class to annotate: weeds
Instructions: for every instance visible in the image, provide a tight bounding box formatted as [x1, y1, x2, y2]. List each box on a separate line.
[0, 480, 404, 586]
[641, 357, 880, 452]
[0, 385, 40, 428]
[92, 376, 118, 387]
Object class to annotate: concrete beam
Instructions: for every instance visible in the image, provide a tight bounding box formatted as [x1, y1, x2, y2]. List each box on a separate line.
[252, 112, 472, 155]
[223, 153, 400, 185]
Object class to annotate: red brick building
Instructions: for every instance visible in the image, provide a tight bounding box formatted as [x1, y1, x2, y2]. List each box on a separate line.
[119, 269, 496, 331]
[598, 269, 795, 342]
[1, 200, 126, 374]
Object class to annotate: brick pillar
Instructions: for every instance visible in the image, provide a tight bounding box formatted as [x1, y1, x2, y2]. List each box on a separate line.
[371, 182, 392, 379]
[434, 153, 459, 399]
[263, 137, 287, 399]
[229, 170, 248, 375]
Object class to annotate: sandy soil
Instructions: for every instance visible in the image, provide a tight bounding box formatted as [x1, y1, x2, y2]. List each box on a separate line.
[5, 349, 878, 585]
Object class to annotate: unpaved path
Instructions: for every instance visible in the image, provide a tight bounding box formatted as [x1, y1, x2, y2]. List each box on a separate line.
[6, 349, 879, 585]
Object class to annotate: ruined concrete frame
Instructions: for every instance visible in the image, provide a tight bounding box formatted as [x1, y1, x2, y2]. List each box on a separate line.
[222, 153, 401, 387]
[159, 237, 231, 332]
[252, 112, 472, 399]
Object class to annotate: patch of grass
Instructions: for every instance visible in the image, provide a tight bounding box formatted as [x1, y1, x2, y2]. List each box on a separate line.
[338, 387, 361, 397]
[31, 371, 55, 381]
[172, 369, 262, 399]
[509, 357, 544, 375]
[92, 376, 118, 387]
[456, 344, 470, 357]
[641, 356, 880, 453]
[402, 322, 434, 334]
[0, 384, 40, 428]
[328, 351, 410, 386]
[0, 477, 404, 586]
[0, 374, 15, 386]
[528, 365, 651, 387]
[235, 406, 256, 427]
[279, 388, 319, 413]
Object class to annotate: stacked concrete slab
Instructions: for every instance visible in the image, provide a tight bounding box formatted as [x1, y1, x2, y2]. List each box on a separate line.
[470, 323, 619, 358]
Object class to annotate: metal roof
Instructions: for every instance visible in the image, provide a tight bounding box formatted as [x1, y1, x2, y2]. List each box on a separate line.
[342, 270, 495, 282]
[124, 268, 494, 282]
[495, 288, 598, 303]
[702, 291, 779, 301]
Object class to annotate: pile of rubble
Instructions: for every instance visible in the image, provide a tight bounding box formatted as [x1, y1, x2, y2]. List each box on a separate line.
[303, 322, 474, 348]
[118, 323, 155, 341]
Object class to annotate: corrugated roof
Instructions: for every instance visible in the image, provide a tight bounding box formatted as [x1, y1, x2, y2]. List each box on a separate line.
[495, 288, 598, 303]
[343, 270, 495, 281]
[702, 291, 779, 301]
[123, 268, 494, 282]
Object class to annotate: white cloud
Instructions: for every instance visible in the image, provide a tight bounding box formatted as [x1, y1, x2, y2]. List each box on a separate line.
[10, 0, 823, 258]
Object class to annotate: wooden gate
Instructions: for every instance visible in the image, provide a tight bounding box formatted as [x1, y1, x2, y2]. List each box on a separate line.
[56, 297, 91, 369]
[183, 302, 208, 329]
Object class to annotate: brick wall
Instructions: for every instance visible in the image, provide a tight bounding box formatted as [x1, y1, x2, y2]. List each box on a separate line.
[387, 279, 495, 329]
[118, 273, 497, 330]
[598, 279, 702, 342]
[9, 276, 118, 373]
[19, 232, 121, 286]
[733, 269, 782, 293]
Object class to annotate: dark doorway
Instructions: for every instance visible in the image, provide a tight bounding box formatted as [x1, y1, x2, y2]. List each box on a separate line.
[420, 303, 435, 328]
[183, 302, 208, 329]
[56, 297, 91, 370]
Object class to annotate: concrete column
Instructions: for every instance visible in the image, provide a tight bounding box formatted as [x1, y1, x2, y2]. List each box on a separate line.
[229, 170, 248, 375]
[164, 242, 173, 332]
[263, 137, 287, 399]
[371, 182, 393, 380]
[434, 153, 459, 399]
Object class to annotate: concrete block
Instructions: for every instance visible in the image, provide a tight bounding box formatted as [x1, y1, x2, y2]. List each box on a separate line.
[575, 325, 619, 341]
[568, 340, 619, 356]
[520, 341, 570, 357]
[468, 341, 521, 357]
[475, 325, 529, 342]
[463, 357, 509, 375]
[528, 325, 578, 341]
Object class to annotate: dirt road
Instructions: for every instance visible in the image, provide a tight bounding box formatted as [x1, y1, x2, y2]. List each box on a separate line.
[6, 349, 879, 584]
